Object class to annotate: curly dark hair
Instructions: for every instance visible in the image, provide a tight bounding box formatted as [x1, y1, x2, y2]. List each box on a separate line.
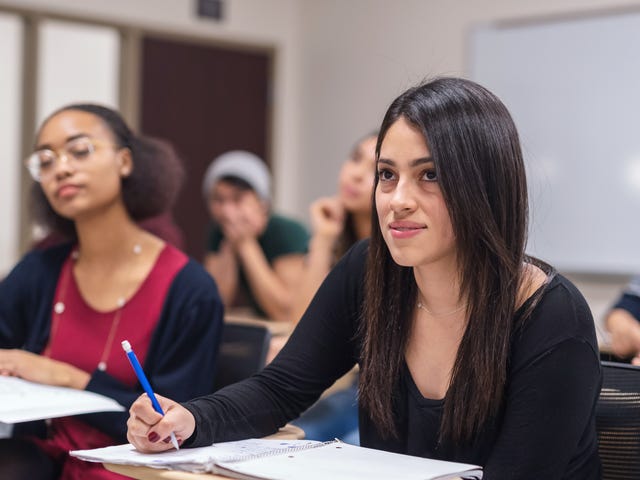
[30, 104, 185, 239]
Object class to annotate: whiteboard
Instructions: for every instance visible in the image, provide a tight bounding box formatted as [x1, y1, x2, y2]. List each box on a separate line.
[470, 11, 640, 274]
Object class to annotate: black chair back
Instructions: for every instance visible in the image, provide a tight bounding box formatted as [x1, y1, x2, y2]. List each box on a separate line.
[213, 322, 272, 391]
[597, 361, 640, 479]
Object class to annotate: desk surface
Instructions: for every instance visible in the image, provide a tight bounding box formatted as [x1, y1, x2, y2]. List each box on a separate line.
[224, 312, 295, 337]
[105, 464, 227, 479]
[103, 424, 304, 480]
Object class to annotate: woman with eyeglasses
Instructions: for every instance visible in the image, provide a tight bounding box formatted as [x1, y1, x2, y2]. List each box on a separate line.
[0, 104, 224, 479]
[127, 78, 601, 479]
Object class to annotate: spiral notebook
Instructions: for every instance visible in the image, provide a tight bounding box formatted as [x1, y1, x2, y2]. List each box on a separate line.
[71, 438, 482, 479]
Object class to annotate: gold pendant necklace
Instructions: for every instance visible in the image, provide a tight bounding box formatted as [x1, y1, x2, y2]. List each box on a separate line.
[417, 300, 466, 317]
[44, 244, 141, 372]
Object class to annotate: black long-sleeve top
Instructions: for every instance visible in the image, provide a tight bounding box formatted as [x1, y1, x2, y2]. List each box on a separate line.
[184, 240, 602, 479]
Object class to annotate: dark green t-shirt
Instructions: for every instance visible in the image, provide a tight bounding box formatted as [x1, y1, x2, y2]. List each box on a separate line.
[207, 213, 309, 317]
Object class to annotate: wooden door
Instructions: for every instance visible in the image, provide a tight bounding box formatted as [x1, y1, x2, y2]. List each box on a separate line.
[140, 36, 271, 261]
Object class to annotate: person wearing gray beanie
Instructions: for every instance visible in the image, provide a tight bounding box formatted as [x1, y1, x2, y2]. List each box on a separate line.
[202, 151, 309, 321]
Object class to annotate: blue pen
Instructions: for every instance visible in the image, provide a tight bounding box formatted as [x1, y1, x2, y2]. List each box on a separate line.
[121, 340, 179, 450]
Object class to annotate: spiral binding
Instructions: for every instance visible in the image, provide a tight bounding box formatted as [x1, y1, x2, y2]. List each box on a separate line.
[215, 438, 342, 465]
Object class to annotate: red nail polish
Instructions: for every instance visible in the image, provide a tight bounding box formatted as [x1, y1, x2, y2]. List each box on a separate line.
[147, 432, 159, 443]
[162, 436, 171, 444]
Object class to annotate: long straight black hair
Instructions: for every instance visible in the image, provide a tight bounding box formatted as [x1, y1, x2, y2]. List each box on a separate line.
[359, 77, 543, 445]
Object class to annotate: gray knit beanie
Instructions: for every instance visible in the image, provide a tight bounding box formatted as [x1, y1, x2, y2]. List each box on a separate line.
[202, 150, 271, 202]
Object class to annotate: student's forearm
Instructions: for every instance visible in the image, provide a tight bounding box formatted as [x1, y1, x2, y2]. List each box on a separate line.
[204, 250, 238, 307]
[236, 240, 295, 321]
[0, 349, 90, 389]
[63, 362, 92, 390]
[290, 235, 335, 322]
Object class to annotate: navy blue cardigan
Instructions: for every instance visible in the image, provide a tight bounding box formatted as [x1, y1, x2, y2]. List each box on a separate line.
[0, 243, 224, 442]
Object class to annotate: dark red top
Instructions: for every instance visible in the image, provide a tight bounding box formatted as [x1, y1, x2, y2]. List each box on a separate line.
[37, 244, 188, 479]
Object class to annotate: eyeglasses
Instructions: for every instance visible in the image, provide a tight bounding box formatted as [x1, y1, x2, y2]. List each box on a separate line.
[25, 136, 119, 182]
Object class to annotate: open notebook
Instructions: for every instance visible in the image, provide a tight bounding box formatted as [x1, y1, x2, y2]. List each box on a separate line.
[71, 438, 483, 480]
[0, 376, 124, 423]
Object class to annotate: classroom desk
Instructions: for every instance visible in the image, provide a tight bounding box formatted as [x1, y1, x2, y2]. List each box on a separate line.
[224, 311, 295, 337]
[103, 424, 304, 480]
[106, 466, 462, 480]
[105, 463, 229, 480]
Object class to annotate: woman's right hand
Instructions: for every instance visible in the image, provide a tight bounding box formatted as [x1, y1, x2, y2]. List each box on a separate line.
[310, 197, 345, 241]
[0, 348, 90, 389]
[127, 393, 196, 453]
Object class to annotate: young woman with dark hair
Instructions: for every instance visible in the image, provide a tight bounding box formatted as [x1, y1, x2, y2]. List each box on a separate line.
[127, 78, 601, 479]
[0, 104, 224, 479]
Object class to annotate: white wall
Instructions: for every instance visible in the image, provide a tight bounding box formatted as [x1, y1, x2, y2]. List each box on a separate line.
[1, 0, 638, 334]
[295, 0, 640, 339]
[4, 0, 638, 228]
[296, 0, 640, 211]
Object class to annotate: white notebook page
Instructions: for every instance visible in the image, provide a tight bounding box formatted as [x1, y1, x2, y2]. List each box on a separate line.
[0, 376, 124, 423]
[217, 441, 482, 480]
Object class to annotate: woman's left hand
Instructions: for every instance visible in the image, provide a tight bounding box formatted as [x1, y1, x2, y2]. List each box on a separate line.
[0, 349, 90, 389]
